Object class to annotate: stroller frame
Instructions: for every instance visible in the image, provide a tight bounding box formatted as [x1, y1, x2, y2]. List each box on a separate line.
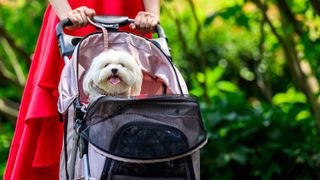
[56, 16, 207, 180]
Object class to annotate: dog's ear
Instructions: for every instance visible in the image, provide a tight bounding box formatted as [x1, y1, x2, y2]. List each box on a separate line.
[130, 68, 143, 96]
[82, 52, 106, 96]
[82, 72, 94, 96]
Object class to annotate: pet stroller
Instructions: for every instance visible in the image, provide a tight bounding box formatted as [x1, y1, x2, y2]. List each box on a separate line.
[56, 16, 207, 180]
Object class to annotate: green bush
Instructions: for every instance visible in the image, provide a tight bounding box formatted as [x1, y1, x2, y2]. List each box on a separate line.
[0, 122, 13, 178]
[200, 92, 320, 179]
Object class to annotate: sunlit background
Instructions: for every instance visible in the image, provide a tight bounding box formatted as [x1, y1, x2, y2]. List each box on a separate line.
[1, 0, 320, 179]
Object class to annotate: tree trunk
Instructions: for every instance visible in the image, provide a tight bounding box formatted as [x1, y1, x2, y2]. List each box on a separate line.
[254, 0, 320, 129]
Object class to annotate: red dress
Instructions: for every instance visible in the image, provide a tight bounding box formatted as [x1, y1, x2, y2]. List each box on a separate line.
[4, 1, 148, 179]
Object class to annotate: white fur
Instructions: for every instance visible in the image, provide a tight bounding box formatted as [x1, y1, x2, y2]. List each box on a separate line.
[83, 50, 143, 101]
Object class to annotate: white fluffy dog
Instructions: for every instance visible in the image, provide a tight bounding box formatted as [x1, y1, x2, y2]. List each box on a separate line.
[83, 50, 143, 101]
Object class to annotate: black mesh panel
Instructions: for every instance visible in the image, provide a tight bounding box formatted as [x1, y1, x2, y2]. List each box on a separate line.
[102, 122, 191, 178]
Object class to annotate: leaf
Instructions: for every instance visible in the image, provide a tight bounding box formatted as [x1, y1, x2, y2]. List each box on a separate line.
[272, 87, 307, 105]
[196, 72, 206, 83]
[216, 153, 231, 167]
[204, 14, 216, 27]
[296, 110, 311, 121]
[205, 5, 244, 26]
[219, 5, 243, 20]
[217, 81, 239, 92]
[236, 13, 250, 29]
[230, 152, 247, 165]
[206, 66, 226, 87]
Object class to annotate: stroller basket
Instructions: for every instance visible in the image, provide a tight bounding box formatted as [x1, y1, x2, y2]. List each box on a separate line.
[57, 16, 207, 180]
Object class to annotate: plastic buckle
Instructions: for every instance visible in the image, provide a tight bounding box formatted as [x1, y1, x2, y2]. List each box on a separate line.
[74, 104, 86, 134]
[101, 23, 119, 31]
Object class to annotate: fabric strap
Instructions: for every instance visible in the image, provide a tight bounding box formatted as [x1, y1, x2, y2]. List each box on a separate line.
[87, 17, 109, 51]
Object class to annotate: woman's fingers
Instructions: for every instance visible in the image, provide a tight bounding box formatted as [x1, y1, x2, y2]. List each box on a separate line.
[83, 7, 96, 19]
[66, 6, 96, 30]
[131, 11, 159, 34]
[66, 13, 80, 29]
[66, 8, 159, 33]
[78, 8, 88, 26]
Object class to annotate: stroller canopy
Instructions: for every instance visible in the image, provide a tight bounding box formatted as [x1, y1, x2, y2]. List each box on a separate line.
[58, 31, 188, 113]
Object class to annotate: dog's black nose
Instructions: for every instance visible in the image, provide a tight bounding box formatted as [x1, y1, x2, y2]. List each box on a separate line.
[111, 68, 118, 74]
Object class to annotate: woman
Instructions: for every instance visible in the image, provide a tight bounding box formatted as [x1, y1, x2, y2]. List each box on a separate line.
[4, 0, 160, 179]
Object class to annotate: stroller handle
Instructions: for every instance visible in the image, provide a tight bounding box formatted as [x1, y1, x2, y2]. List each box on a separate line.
[56, 15, 166, 39]
[56, 16, 168, 57]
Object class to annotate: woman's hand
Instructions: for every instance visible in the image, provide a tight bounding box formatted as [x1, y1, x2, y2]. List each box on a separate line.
[130, 11, 159, 34]
[66, 6, 96, 30]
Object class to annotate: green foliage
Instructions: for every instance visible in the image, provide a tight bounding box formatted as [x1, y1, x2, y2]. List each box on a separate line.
[160, 0, 320, 178]
[200, 92, 320, 179]
[0, 0, 46, 53]
[0, 123, 13, 178]
[0, 1, 47, 178]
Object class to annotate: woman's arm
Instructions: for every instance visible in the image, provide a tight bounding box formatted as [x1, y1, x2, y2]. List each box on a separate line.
[143, 0, 160, 19]
[48, 0, 72, 20]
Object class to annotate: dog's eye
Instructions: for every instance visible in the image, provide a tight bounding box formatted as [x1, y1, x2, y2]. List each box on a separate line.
[120, 63, 124, 67]
[104, 63, 109, 67]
